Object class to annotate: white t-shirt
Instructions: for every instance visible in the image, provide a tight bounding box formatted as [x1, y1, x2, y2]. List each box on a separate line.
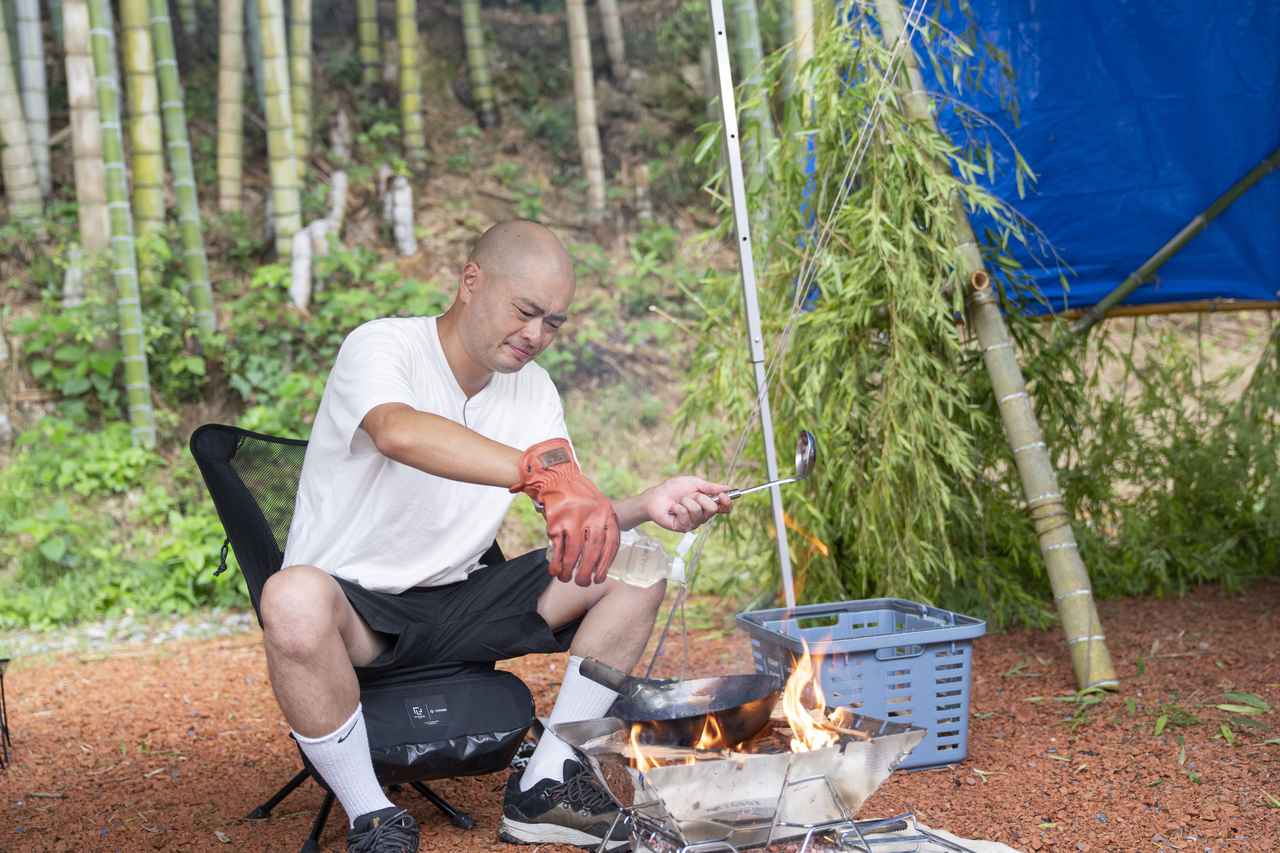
[281, 316, 568, 593]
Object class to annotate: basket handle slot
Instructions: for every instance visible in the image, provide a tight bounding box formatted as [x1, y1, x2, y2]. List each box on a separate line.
[875, 644, 925, 661]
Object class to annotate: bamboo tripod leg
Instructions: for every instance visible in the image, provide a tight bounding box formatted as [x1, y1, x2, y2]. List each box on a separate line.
[873, 0, 1117, 689]
[970, 273, 1117, 689]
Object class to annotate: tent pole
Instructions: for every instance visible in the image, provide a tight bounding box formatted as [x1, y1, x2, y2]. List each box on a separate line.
[875, 0, 1116, 690]
[1072, 146, 1280, 336]
[705, 0, 796, 608]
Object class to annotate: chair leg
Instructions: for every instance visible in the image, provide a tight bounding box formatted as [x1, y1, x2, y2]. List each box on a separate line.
[299, 790, 335, 853]
[247, 766, 313, 820]
[409, 781, 475, 830]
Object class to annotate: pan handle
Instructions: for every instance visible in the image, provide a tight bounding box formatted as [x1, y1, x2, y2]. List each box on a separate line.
[579, 657, 630, 692]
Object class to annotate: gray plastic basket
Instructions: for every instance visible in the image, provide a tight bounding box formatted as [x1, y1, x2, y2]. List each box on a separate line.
[736, 599, 986, 769]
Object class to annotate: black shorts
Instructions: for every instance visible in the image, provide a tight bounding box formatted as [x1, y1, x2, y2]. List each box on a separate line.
[335, 549, 580, 678]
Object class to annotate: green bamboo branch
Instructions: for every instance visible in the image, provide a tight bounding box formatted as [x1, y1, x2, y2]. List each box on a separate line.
[149, 0, 216, 334]
[1072, 146, 1280, 336]
[89, 0, 156, 448]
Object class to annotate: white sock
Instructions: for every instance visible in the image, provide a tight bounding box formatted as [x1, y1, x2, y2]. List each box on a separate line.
[520, 655, 620, 791]
[293, 703, 394, 827]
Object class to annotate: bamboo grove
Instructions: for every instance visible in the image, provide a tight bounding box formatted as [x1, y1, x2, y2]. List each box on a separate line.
[0, 0, 636, 447]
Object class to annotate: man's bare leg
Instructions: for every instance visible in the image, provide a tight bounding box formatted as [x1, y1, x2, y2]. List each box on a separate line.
[513, 575, 666, 792]
[537, 575, 667, 672]
[260, 564, 389, 735]
[259, 565, 404, 831]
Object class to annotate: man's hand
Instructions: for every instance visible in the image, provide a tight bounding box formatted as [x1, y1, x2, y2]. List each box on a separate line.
[511, 439, 621, 586]
[641, 476, 731, 533]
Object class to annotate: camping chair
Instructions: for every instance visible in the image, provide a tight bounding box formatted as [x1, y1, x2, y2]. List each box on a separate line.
[190, 424, 534, 853]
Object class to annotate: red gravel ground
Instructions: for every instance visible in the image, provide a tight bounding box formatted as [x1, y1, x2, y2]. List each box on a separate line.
[3, 581, 1278, 852]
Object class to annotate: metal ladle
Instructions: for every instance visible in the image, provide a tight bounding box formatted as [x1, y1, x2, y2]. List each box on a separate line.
[726, 430, 817, 500]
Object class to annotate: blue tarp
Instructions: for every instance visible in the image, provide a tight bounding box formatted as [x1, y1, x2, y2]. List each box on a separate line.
[928, 0, 1280, 313]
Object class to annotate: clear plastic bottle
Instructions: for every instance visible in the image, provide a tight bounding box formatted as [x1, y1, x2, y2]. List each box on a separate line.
[547, 530, 695, 587]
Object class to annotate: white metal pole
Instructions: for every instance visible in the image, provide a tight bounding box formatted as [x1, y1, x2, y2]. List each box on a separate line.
[705, 0, 796, 608]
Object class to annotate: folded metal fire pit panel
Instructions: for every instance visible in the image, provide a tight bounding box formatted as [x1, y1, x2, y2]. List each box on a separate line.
[555, 714, 925, 849]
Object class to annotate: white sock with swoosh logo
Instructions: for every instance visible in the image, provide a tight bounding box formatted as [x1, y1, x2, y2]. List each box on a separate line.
[293, 703, 394, 826]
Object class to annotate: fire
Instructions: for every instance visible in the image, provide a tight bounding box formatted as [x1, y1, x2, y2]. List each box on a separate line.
[782, 638, 840, 750]
[629, 723, 655, 773]
[694, 711, 726, 751]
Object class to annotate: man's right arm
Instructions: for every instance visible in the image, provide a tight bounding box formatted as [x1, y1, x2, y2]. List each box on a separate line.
[360, 402, 522, 488]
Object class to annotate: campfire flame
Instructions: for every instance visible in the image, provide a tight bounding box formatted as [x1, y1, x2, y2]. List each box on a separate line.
[782, 638, 869, 750]
[694, 710, 726, 752]
[782, 638, 838, 750]
[630, 723, 655, 773]
[626, 643, 870, 771]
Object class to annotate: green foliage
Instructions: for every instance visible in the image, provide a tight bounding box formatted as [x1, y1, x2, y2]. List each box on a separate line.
[675, 7, 1279, 627]
[0, 417, 244, 629]
[0, 239, 449, 626]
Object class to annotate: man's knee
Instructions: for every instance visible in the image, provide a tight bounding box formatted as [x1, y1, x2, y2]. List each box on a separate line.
[605, 577, 667, 621]
[260, 564, 343, 657]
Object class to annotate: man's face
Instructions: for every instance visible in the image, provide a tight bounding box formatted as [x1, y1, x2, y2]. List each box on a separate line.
[459, 261, 574, 374]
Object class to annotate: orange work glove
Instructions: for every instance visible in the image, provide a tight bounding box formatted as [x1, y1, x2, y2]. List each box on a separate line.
[510, 438, 620, 586]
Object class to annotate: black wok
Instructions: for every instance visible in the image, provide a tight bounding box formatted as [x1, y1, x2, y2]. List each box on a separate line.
[580, 658, 782, 748]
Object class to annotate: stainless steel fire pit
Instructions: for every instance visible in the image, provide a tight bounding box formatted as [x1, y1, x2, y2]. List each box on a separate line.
[555, 712, 967, 852]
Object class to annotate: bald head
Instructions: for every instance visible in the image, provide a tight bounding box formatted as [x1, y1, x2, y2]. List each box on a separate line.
[438, 220, 577, 385]
[469, 219, 575, 289]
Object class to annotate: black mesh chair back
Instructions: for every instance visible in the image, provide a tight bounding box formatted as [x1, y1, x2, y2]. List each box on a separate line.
[189, 424, 307, 622]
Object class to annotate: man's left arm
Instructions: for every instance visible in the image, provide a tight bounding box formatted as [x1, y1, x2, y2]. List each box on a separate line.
[613, 476, 732, 533]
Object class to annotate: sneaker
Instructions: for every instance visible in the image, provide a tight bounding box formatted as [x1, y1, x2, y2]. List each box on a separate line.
[499, 758, 629, 850]
[347, 806, 420, 853]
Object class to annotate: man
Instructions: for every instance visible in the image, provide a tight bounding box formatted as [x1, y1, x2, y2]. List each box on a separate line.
[267, 220, 730, 852]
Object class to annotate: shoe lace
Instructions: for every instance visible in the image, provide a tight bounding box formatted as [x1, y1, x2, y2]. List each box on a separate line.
[348, 809, 417, 853]
[546, 769, 616, 813]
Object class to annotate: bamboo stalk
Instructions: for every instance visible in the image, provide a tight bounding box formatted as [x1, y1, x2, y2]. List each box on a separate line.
[149, 0, 216, 335]
[258, 0, 301, 257]
[245, 0, 266, 114]
[177, 0, 198, 35]
[217, 0, 245, 212]
[120, 0, 166, 234]
[0, 10, 42, 222]
[597, 0, 627, 83]
[460, 0, 497, 128]
[357, 0, 380, 87]
[89, 0, 156, 448]
[64, 0, 110, 252]
[288, 0, 310, 178]
[0, 316, 11, 447]
[15, 0, 50, 196]
[1051, 299, 1280, 322]
[874, 0, 1116, 690]
[396, 0, 426, 169]
[732, 0, 775, 186]
[565, 0, 606, 224]
[1071, 146, 1280, 336]
[791, 0, 814, 96]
